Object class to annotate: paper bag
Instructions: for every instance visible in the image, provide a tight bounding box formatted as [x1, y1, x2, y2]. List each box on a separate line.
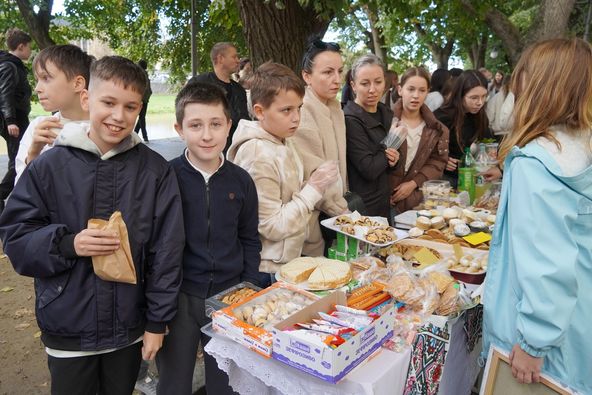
[88, 211, 136, 284]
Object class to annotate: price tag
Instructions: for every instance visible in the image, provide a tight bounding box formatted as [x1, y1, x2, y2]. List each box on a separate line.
[463, 232, 492, 246]
[414, 247, 440, 268]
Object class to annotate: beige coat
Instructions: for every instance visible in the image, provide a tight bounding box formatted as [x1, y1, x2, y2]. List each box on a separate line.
[228, 120, 324, 273]
[292, 87, 349, 217]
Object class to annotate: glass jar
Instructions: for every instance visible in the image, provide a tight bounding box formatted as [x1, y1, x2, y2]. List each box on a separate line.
[421, 180, 451, 209]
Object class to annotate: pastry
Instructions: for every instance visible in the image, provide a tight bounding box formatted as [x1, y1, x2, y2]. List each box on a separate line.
[462, 209, 477, 222]
[307, 260, 352, 289]
[442, 207, 459, 221]
[416, 216, 432, 230]
[453, 224, 471, 237]
[427, 272, 455, 293]
[335, 215, 354, 225]
[426, 228, 447, 241]
[408, 227, 424, 237]
[486, 214, 496, 224]
[469, 220, 488, 233]
[279, 257, 320, 283]
[365, 228, 397, 244]
[430, 216, 446, 229]
[448, 218, 466, 228]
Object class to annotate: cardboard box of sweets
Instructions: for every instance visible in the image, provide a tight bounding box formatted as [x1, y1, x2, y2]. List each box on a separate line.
[212, 282, 318, 358]
[271, 291, 396, 383]
[205, 281, 262, 318]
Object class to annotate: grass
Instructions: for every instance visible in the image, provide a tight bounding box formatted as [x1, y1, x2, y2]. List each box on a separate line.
[29, 94, 176, 118]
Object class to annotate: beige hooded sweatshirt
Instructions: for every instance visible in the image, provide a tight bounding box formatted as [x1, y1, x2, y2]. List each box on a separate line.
[227, 120, 324, 273]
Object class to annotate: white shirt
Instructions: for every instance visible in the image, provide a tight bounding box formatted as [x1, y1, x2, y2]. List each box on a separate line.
[184, 148, 224, 183]
[404, 122, 425, 172]
[425, 92, 444, 112]
[536, 126, 592, 176]
[15, 113, 89, 185]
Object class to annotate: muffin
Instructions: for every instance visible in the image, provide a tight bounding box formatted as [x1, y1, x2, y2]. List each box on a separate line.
[430, 216, 446, 230]
[416, 216, 432, 230]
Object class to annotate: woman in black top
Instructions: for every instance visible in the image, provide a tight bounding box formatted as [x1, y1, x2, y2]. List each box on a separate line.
[434, 70, 493, 187]
[343, 54, 400, 220]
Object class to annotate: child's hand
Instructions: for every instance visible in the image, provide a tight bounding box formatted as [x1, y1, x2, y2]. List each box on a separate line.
[74, 229, 120, 256]
[142, 331, 164, 360]
[27, 117, 62, 164]
[308, 161, 339, 194]
[509, 344, 543, 384]
[446, 157, 459, 172]
[391, 180, 417, 203]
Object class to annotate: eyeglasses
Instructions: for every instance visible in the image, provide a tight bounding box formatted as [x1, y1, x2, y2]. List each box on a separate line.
[466, 94, 488, 103]
[311, 38, 340, 52]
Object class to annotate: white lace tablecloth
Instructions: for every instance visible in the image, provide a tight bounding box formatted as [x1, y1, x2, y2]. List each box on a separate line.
[204, 334, 412, 395]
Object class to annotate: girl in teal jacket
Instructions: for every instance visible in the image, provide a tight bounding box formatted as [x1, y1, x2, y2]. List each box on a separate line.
[482, 38, 592, 394]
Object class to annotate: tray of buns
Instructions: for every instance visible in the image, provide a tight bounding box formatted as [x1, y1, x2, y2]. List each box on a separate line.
[321, 212, 408, 247]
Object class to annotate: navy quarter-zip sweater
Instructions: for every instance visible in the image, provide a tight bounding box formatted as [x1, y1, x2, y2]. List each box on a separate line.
[170, 153, 262, 298]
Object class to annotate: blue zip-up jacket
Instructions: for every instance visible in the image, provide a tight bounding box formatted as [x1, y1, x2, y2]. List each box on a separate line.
[482, 139, 592, 394]
[170, 152, 261, 298]
[0, 124, 184, 351]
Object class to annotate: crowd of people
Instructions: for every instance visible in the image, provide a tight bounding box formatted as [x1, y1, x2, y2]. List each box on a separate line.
[0, 25, 590, 395]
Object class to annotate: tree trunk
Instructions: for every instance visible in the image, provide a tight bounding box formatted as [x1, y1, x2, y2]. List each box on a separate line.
[526, 0, 576, 45]
[236, 0, 332, 74]
[15, 0, 55, 49]
[585, 0, 592, 41]
[469, 33, 488, 69]
[413, 22, 453, 69]
[363, 4, 387, 62]
[461, 0, 576, 67]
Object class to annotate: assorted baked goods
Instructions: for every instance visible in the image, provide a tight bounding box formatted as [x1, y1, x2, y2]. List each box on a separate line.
[279, 257, 352, 290]
[365, 228, 397, 244]
[221, 287, 258, 305]
[410, 206, 495, 249]
[325, 212, 402, 247]
[232, 287, 316, 329]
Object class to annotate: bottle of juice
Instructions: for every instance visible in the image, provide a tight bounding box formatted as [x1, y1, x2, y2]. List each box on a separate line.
[458, 147, 476, 203]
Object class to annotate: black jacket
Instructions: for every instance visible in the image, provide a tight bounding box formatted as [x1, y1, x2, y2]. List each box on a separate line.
[0, 51, 31, 126]
[170, 154, 261, 298]
[434, 108, 493, 180]
[0, 130, 184, 351]
[344, 101, 393, 220]
[188, 72, 250, 152]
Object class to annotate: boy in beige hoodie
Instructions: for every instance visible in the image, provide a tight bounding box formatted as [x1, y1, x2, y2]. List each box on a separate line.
[227, 62, 338, 280]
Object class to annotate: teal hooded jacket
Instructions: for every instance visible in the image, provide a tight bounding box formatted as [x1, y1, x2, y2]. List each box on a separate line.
[482, 140, 592, 394]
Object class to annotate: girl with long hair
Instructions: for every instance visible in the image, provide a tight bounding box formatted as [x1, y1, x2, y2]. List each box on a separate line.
[482, 38, 592, 394]
[434, 70, 493, 186]
[389, 67, 449, 212]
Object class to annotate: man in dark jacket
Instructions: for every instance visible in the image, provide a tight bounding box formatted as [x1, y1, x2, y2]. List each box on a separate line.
[0, 28, 32, 208]
[188, 42, 250, 153]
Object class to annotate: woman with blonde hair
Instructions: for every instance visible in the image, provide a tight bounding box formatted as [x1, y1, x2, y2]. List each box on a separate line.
[482, 38, 592, 394]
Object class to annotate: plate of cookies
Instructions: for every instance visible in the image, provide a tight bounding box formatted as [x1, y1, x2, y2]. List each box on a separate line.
[321, 211, 409, 247]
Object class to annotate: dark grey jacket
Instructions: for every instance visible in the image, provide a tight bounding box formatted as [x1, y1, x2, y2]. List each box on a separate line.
[344, 101, 393, 220]
[0, 125, 184, 351]
[0, 51, 31, 127]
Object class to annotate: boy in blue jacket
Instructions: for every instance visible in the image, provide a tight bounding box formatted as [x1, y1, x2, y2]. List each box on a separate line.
[156, 82, 261, 394]
[0, 56, 184, 395]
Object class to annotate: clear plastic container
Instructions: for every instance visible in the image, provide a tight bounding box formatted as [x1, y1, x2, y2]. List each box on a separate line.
[485, 143, 499, 163]
[421, 180, 451, 208]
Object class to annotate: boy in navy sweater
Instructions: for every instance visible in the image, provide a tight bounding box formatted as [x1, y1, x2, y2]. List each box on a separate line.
[157, 81, 261, 394]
